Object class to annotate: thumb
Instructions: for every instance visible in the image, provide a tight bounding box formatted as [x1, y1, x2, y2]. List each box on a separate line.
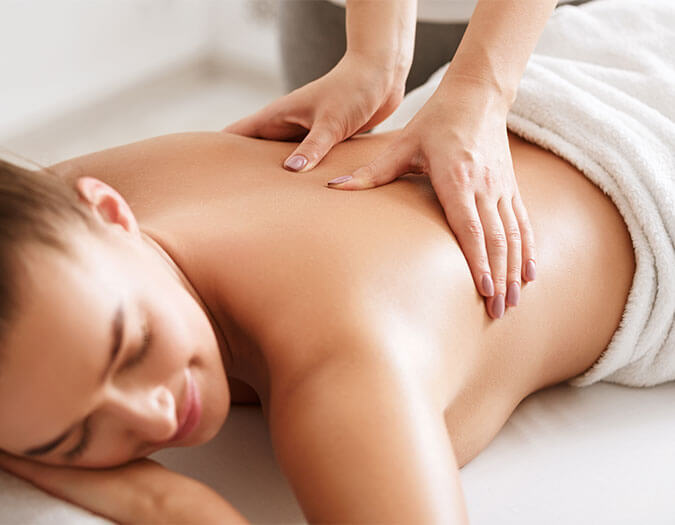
[327, 141, 416, 190]
[222, 113, 260, 136]
[224, 111, 308, 141]
[283, 118, 342, 172]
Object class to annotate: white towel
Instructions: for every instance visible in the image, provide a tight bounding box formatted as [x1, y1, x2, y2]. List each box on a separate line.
[376, 0, 675, 387]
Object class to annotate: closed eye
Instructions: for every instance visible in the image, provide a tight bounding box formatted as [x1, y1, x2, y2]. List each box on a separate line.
[63, 314, 153, 463]
[64, 418, 91, 461]
[121, 319, 152, 371]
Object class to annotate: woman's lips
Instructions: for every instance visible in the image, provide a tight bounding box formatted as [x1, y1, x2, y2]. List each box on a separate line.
[168, 369, 202, 444]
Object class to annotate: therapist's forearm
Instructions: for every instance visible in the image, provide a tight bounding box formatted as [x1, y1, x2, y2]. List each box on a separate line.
[442, 0, 558, 107]
[345, 0, 417, 82]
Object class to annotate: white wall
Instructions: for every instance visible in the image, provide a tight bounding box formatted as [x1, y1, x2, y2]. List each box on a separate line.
[210, 0, 279, 72]
[0, 0, 280, 142]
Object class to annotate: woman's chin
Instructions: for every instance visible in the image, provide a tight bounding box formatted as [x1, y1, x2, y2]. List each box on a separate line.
[198, 412, 228, 445]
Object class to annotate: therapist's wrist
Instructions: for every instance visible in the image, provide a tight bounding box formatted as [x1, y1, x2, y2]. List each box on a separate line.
[437, 70, 514, 117]
[342, 49, 409, 98]
[345, 0, 416, 86]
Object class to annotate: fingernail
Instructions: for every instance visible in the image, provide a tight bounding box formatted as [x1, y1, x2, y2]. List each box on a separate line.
[525, 259, 537, 281]
[492, 294, 505, 319]
[284, 155, 307, 171]
[481, 274, 494, 297]
[327, 175, 352, 185]
[506, 282, 520, 306]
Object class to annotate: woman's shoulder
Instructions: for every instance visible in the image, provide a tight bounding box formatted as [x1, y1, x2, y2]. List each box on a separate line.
[254, 290, 457, 416]
[51, 132, 254, 179]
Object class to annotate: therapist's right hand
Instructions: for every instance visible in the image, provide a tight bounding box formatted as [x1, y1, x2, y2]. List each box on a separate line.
[223, 51, 407, 172]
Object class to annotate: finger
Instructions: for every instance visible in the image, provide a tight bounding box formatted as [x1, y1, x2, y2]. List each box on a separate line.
[222, 111, 264, 136]
[326, 140, 416, 191]
[513, 192, 537, 282]
[354, 88, 404, 135]
[0, 452, 164, 523]
[283, 117, 344, 172]
[224, 110, 308, 141]
[497, 198, 522, 307]
[438, 190, 494, 299]
[476, 194, 508, 319]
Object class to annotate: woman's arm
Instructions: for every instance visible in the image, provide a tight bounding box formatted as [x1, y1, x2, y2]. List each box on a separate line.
[268, 348, 468, 523]
[442, 0, 557, 102]
[0, 453, 248, 524]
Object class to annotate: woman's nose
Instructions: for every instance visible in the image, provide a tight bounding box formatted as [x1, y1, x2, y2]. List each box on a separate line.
[102, 385, 177, 443]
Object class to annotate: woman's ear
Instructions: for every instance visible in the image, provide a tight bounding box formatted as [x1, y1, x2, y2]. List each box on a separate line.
[75, 177, 140, 235]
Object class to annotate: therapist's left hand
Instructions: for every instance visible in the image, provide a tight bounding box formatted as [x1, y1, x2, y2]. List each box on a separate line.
[326, 76, 537, 319]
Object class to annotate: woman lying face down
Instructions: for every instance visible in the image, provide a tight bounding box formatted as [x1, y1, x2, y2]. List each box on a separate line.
[0, 128, 634, 521]
[0, 163, 232, 468]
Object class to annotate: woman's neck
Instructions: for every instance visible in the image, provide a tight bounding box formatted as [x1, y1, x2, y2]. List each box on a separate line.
[139, 228, 237, 374]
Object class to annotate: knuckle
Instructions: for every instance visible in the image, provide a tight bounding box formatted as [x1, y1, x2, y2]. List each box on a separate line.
[489, 229, 508, 250]
[303, 133, 331, 151]
[519, 225, 532, 244]
[462, 218, 484, 240]
[508, 263, 522, 276]
[526, 230, 537, 248]
[451, 163, 473, 189]
[493, 273, 507, 288]
[476, 259, 491, 274]
[482, 166, 497, 188]
[505, 227, 522, 244]
[326, 111, 355, 139]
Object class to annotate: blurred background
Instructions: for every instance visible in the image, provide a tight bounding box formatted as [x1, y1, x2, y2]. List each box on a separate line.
[0, 0, 283, 165]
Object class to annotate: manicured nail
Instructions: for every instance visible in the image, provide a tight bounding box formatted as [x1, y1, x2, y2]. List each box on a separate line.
[327, 175, 352, 185]
[284, 155, 307, 171]
[506, 282, 520, 307]
[492, 294, 505, 319]
[481, 273, 494, 297]
[525, 259, 537, 281]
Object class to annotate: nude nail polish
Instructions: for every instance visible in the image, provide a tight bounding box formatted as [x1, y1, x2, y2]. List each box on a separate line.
[492, 294, 505, 319]
[285, 155, 307, 171]
[506, 282, 520, 306]
[481, 274, 494, 296]
[327, 175, 352, 185]
[525, 259, 537, 281]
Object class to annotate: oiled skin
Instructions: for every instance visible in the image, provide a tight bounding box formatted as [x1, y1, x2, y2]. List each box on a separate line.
[55, 130, 635, 467]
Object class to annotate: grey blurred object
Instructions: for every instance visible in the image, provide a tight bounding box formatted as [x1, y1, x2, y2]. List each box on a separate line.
[246, 0, 279, 23]
[278, 0, 467, 94]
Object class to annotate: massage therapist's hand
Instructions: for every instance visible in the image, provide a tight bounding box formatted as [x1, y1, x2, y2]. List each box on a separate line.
[223, 51, 406, 172]
[0, 451, 248, 524]
[327, 76, 537, 319]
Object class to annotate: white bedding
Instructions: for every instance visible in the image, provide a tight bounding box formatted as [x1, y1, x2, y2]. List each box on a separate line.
[2, 382, 674, 523]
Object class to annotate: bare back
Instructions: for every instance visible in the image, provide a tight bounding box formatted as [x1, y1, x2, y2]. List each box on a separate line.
[56, 130, 635, 464]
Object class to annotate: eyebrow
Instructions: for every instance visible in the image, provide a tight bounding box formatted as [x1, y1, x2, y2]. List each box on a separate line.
[22, 303, 125, 457]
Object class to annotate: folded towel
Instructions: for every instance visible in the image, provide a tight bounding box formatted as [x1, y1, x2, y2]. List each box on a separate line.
[377, 0, 675, 387]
